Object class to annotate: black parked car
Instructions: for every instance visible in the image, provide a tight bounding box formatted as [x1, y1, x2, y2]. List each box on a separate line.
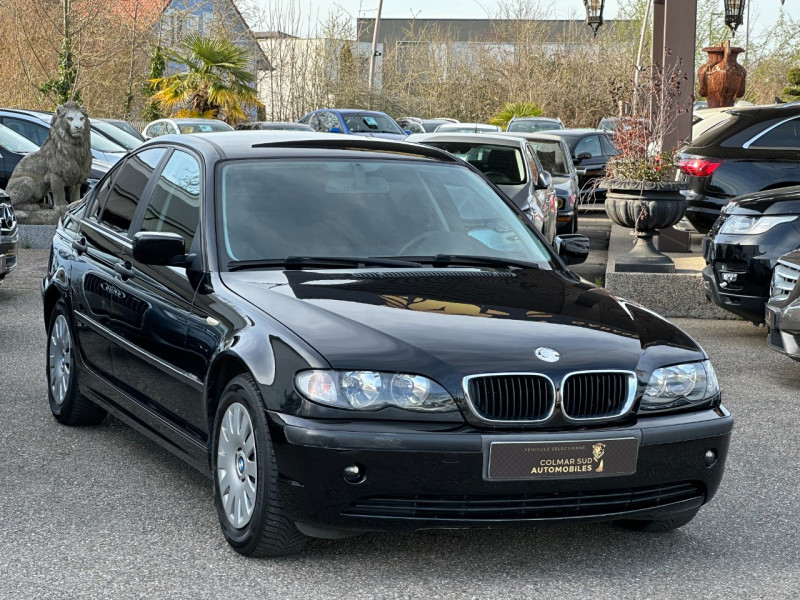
[677, 102, 800, 234]
[0, 191, 18, 283]
[539, 129, 617, 201]
[702, 186, 800, 323]
[43, 132, 731, 557]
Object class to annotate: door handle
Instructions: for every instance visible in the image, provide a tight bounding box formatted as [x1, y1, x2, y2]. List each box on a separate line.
[71, 236, 87, 255]
[114, 261, 134, 280]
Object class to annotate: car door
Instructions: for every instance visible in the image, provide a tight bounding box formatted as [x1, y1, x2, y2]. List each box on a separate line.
[112, 148, 205, 424]
[71, 148, 167, 383]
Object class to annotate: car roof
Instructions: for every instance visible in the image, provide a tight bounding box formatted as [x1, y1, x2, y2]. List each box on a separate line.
[318, 108, 392, 116]
[150, 118, 228, 124]
[510, 116, 561, 122]
[542, 128, 605, 137]
[405, 132, 527, 147]
[145, 131, 462, 162]
[0, 108, 52, 123]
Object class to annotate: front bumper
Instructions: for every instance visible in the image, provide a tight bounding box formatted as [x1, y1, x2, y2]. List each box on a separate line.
[702, 264, 767, 323]
[0, 227, 19, 279]
[269, 407, 732, 535]
[766, 302, 800, 360]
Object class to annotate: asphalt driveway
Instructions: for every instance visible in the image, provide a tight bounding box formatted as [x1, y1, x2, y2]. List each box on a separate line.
[1, 249, 798, 599]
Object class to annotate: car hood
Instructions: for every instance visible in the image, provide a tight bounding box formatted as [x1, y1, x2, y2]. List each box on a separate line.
[727, 186, 800, 216]
[222, 268, 703, 386]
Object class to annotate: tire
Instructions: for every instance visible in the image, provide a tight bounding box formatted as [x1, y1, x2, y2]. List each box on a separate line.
[212, 373, 307, 557]
[46, 301, 107, 426]
[616, 509, 698, 533]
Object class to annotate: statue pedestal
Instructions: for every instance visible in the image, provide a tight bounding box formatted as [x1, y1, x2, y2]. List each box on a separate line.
[14, 204, 64, 226]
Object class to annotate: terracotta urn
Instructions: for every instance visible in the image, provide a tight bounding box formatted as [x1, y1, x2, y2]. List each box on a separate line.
[701, 40, 746, 109]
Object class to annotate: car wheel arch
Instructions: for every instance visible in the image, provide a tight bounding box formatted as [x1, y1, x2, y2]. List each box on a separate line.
[205, 352, 253, 437]
[42, 284, 66, 330]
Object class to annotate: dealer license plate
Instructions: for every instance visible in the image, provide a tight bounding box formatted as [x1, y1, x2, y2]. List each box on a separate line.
[487, 438, 639, 480]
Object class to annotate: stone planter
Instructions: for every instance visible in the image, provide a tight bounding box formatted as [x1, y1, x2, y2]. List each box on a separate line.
[604, 179, 688, 273]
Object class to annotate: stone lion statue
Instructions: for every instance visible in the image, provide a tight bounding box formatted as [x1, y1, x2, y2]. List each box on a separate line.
[6, 101, 92, 209]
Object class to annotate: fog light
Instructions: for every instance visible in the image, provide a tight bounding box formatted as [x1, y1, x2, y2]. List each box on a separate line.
[704, 449, 717, 467]
[720, 272, 738, 283]
[343, 464, 365, 483]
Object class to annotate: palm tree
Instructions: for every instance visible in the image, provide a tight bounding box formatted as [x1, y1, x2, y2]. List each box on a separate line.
[489, 102, 542, 130]
[150, 34, 262, 123]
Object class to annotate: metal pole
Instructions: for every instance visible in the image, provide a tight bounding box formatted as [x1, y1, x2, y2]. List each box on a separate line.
[634, 0, 652, 91]
[368, 0, 384, 100]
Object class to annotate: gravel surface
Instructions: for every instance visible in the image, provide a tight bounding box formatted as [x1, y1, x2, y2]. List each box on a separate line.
[2, 249, 799, 599]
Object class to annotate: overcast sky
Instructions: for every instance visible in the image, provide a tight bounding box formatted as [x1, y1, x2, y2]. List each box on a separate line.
[252, 0, 798, 40]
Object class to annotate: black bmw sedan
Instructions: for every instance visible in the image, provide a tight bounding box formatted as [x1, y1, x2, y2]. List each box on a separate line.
[42, 133, 732, 557]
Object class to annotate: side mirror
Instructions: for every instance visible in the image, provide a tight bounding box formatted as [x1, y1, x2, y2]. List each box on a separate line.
[132, 231, 186, 266]
[329, 127, 342, 134]
[573, 152, 592, 164]
[554, 233, 590, 266]
[536, 171, 552, 190]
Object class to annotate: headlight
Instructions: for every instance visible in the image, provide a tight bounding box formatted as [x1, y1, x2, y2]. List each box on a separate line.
[295, 370, 456, 412]
[719, 215, 796, 235]
[639, 360, 720, 413]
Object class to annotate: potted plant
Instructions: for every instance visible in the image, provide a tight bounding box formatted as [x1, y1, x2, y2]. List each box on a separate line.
[602, 58, 691, 273]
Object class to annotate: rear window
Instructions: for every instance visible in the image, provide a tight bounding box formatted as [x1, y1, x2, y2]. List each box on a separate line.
[178, 121, 232, 133]
[423, 142, 526, 185]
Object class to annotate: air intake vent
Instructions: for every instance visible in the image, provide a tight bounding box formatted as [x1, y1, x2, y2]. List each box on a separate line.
[466, 375, 555, 422]
[562, 371, 635, 420]
[771, 260, 800, 303]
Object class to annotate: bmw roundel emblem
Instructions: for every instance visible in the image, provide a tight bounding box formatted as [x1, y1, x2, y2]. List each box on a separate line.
[534, 347, 560, 363]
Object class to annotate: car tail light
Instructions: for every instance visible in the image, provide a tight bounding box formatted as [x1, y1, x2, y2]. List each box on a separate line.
[677, 157, 723, 177]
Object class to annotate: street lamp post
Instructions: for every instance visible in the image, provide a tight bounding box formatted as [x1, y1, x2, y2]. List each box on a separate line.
[723, 0, 746, 35]
[583, 0, 605, 37]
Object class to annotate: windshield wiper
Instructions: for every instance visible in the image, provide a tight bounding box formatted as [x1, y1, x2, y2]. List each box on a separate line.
[228, 256, 424, 271]
[414, 254, 544, 270]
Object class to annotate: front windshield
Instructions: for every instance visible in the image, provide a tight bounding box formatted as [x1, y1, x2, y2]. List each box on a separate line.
[90, 132, 126, 153]
[217, 158, 552, 266]
[343, 114, 404, 135]
[529, 140, 569, 176]
[422, 142, 526, 185]
[507, 120, 563, 133]
[0, 124, 39, 152]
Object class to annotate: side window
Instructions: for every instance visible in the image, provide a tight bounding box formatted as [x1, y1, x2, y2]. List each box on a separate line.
[98, 148, 166, 234]
[575, 135, 602, 158]
[601, 135, 620, 156]
[318, 112, 340, 132]
[85, 166, 121, 221]
[308, 113, 324, 132]
[298, 114, 311, 125]
[3, 118, 48, 145]
[751, 119, 800, 148]
[139, 150, 201, 250]
[525, 144, 541, 180]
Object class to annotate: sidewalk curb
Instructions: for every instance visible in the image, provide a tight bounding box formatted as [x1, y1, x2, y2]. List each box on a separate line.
[603, 223, 738, 320]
